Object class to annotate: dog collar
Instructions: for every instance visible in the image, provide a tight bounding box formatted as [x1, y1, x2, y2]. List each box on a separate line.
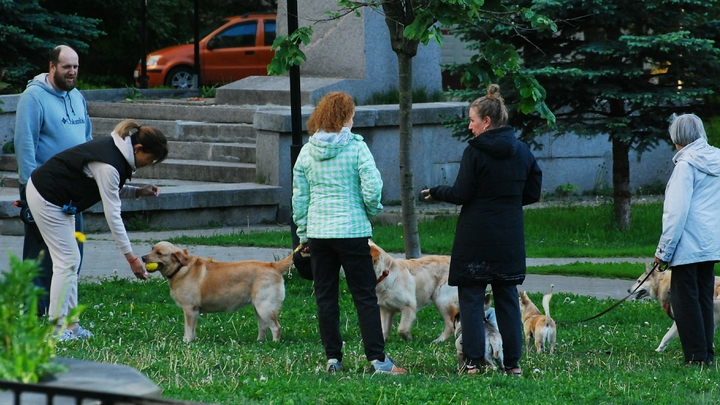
[376, 270, 389, 284]
[165, 266, 181, 280]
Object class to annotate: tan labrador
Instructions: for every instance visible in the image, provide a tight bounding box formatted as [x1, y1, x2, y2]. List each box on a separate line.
[519, 290, 556, 354]
[628, 263, 720, 352]
[368, 241, 458, 343]
[142, 241, 293, 342]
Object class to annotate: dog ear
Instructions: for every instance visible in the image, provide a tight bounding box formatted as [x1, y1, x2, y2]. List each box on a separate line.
[369, 243, 381, 263]
[173, 249, 191, 266]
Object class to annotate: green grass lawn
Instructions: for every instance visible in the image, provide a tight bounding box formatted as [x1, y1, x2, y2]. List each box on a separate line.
[169, 202, 663, 258]
[49, 201, 718, 403]
[59, 276, 718, 404]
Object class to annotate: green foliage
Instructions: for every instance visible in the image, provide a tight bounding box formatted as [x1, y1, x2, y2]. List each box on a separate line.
[0, 0, 101, 91]
[0, 255, 61, 382]
[361, 87, 446, 105]
[59, 275, 719, 404]
[268, 27, 313, 76]
[451, 0, 720, 151]
[200, 85, 217, 99]
[555, 183, 579, 197]
[2, 140, 14, 154]
[704, 115, 720, 147]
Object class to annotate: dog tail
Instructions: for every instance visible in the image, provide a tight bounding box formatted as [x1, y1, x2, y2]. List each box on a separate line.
[542, 292, 553, 324]
[274, 253, 295, 274]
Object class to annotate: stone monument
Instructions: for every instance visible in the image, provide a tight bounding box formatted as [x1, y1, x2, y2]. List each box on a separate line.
[215, 0, 442, 106]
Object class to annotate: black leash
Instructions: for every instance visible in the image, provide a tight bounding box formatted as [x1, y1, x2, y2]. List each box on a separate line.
[556, 262, 668, 325]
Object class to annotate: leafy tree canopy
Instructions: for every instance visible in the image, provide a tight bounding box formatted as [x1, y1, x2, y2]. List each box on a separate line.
[1, 0, 277, 91]
[449, 0, 720, 151]
[0, 0, 101, 91]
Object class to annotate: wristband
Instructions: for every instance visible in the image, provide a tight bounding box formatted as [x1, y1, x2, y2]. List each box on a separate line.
[129, 257, 139, 265]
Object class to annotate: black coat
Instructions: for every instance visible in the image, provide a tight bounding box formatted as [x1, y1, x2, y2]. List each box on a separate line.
[430, 126, 542, 286]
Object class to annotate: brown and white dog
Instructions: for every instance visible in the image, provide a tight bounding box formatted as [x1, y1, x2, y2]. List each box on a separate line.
[142, 241, 293, 342]
[628, 263, 720, 352]
[368, 241, 458, 343]
[519, 290, 556, 354]
[454, 294, 504, 370]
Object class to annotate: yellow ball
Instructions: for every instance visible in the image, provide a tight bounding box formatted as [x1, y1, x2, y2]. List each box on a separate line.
[145, 262, 159, 272]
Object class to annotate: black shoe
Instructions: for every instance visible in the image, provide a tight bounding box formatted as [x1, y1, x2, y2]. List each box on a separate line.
[684, 359, 712, 367]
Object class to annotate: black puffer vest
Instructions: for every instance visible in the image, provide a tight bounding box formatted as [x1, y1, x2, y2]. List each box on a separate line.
[31, 136, 133, 212]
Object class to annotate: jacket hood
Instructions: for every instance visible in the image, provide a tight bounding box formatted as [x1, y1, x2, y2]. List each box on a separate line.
[674, 138, 720, 176]
[112, 131, 138, 170]
[26, 73, 79, 121]
[468, 126, 517, 159]
[307, 127, 359, 161]
[26, 73, 67, 97]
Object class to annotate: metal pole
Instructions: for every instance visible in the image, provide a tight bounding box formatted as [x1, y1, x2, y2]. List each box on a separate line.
[193, 0, 200, 89]
[139, 0, 148, 89]
[288, 0, 302, 248]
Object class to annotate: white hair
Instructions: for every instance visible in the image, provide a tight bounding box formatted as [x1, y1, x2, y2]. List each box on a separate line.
[669, 113, 707, 147]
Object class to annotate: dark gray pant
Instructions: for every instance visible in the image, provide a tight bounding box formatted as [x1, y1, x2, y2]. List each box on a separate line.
[309, 237, 385, 363]
[458, 283, 522, 369]
[670, 261, 715, 364]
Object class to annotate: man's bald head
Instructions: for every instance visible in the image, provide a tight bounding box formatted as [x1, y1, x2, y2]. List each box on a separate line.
[48, 45, 79, 92]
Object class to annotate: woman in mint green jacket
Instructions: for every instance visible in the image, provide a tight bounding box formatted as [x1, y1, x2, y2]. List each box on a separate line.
[292, 92, 406, 375]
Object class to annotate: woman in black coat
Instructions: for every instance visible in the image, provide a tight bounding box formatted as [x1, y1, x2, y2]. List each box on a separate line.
[422, 84, 542, 375]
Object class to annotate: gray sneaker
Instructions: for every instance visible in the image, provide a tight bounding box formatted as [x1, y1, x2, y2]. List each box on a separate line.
[326, 359, 344, 373]
[371, 356, 407, 375]
[55, 329, 77, 342]
[73, 325, 93, 339]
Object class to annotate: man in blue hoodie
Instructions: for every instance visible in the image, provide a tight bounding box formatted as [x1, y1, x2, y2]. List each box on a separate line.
[14, 45, 93, 317]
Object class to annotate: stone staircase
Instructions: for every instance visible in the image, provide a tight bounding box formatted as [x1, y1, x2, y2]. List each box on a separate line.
[0, 96, 281, 235]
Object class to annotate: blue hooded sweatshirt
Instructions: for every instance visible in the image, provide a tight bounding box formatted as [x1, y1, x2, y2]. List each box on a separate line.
[14, 73, 93, 186]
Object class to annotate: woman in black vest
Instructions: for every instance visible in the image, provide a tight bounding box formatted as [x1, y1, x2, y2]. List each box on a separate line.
[26, 119, 168, 341]
[421, 84, 542, 375]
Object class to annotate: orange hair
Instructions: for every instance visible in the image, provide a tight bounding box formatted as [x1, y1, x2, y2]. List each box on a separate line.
[306, 92, 355, 135]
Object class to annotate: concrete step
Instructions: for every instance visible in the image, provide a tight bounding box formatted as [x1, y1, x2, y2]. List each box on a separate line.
[167, 141, 255, 163]
[1, 139, 257, 177]
[91, 118, 257, 144]
[0, 180, 281, 235]
[133, 158, 257, 183]
[87, 100, 259, 124]
[0, 171, 18, 188]
[0, 154, 16, 172]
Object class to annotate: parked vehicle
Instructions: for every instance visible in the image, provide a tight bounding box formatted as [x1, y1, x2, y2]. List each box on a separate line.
[134, 13, 276, 89]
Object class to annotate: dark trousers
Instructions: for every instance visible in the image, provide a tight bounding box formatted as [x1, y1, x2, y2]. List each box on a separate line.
[458, 283, 522, 369]
[22, 185, 84, 317]
[670, 261, 715, 363]
[309, 237, 385, 363]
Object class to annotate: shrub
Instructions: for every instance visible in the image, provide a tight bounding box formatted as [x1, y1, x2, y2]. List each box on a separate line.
[0, 255, 61, 382]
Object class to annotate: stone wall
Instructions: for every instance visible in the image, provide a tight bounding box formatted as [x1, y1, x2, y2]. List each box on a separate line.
[254, 102, 675, 220]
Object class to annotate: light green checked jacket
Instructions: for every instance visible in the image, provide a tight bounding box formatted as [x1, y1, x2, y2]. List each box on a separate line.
[292, 127, 383, 243]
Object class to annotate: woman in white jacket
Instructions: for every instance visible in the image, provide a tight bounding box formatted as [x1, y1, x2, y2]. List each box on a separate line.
[655, 113, 720, 366]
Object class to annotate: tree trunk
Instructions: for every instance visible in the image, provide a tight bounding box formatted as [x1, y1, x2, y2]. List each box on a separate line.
[611, 136, 632, 231]
[397, 52, 422, 258]
[381, 3, 421, 258]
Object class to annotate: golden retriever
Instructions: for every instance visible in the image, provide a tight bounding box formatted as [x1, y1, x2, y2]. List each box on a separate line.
[628, 263, 720, 352]
[142, 241, 293, 342]
[368, 241, 458, 343]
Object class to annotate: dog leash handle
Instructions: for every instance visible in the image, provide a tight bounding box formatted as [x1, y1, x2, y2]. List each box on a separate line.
[556, 262, 664, 325]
